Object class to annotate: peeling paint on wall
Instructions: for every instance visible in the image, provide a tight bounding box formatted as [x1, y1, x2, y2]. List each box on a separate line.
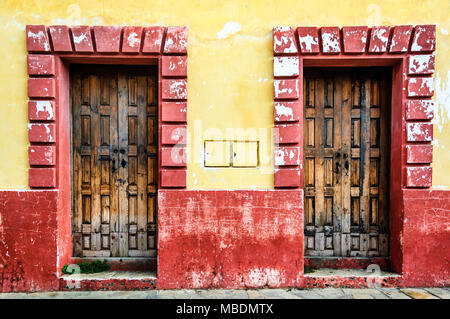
[433, 72, 450, 133]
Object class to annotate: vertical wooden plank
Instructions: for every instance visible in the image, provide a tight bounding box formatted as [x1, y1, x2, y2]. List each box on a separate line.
[90, 74, 101, 252]
[71, 73, 83, 256]
[333, 73, 343, 256]
[109, 68, 119, 256]
[325, 197, 333, 224]
[379, 74, 389, 236]
[137, 75, 148, 251]
[353, 79, 360, 107]
[352, 120, 361, 147]
[372, 79, 380, 107]
[306, 197, 314, 225]
[341, 74, 352, 254]
[325, 119, 333, 147]
[118, 71, 129, 257]
[324, 159, 333, 186]
[371, 197, 379, 224]
[147, 69, 158, 252]
[341, 233, 350, 256]
[360, 79, 371, 235]
[314, 78, 325, 237]
[308, 78, 315, 106]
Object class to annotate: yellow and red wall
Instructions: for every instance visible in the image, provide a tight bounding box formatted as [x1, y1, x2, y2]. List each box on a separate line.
[0, 0, 449, 291]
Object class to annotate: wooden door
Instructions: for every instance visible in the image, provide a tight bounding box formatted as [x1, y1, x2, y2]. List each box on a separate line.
[303, 67, 390, 257]
[71, 65, 158, 258]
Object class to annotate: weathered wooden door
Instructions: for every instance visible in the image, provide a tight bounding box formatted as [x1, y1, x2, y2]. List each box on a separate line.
[303, 68, 390, 257]
[71, 65, 158, 258]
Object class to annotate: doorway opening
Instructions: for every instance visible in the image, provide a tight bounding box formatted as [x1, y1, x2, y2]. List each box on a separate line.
[70, 64, 158, 270]
[303, 67, 392, 271]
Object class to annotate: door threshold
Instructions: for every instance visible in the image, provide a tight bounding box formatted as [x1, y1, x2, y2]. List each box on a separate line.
[305, 256, 390, 270]
[304, 268, 400, 278]
[70, 257, 156, 272]
[61, 270, 156, 280]
[303, 268, 403, 288]
[59, 270, 157, 291]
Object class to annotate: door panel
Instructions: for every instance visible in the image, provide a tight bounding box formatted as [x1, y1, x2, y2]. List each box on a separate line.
[71, 65, 158, 258]
[303, 68, 390, 257]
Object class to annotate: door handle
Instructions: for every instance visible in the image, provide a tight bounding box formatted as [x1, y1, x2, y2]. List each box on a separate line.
[343, 152, 349, 170]
[111, 158, 116, 173]
[335, 150, 341, 174]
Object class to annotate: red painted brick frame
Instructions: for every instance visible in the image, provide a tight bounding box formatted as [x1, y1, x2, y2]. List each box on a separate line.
[26, 24, 188, 275]
[273, 25, 437, 275]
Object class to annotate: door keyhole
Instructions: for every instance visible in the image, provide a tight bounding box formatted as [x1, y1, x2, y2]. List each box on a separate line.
[121, 159, 127, 168]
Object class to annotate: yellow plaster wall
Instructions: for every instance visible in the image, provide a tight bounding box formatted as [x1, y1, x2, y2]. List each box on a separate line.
[0, 0, 449, 189]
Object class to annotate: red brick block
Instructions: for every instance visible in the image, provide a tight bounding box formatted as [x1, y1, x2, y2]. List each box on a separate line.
[122, 26, 143, 53]
[161, 102, 187, 122]
[162, 79, 188, 100]
[161, 125, 187, 145]
[406, 145, 433, 164]
[274, 79, 299, 100]
[274, 169, 300, 188]
[321, 27, 341, 54]
[411, 25, 436, 52]
[161, 147, 187, 167]
[93, 26, 121, 53]
[407, 77, 434, 97]
[275, 124, 301, 144]
[29, 167, 56, 188]
[28, 123, 55, 143]
[28, 78, 55, 98]
[274, 146, 300, 166]
[26, 25, 50, 52]
[164, 26, 188, 54]
[273, 27, 298, 54]
[297, 27, 320, 54]
[162, 56, 188, 77]
[368, 26, 390, 53]
[274, 101, 300, 122]
[273, 56, 299, 77]
[406, 100, 434, 120]
[48, 25, 73, 52]
[142, 26, 165, 53]
[406, 166, 432, 188]
[407, 122, 433, 142]
[27, 55, 55, 75]
[389, 25, 413, 53]
[408, 55, 435, 75]
[28, 100, 55, 121]
[29, 146, 56, 166]
[342, 26, 368, 53]
[71, 26, 94, 53]
[160, 169, 186, 188]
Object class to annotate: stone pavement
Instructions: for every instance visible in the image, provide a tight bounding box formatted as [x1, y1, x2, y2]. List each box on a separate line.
[0, 287, 448, 299]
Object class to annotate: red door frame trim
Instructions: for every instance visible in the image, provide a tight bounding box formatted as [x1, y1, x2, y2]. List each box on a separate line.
[273, 25, 436, 273]
[26, 25, 188, 271]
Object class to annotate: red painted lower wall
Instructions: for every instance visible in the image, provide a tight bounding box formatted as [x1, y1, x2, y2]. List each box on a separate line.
[401, 189, 450, 287]
[0, 188, 449, 291]
[157, 190, 304, 289]
[0, 190, 59, 292]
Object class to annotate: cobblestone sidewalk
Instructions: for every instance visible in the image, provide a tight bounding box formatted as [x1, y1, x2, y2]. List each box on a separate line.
[0, 287, 448, 299]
